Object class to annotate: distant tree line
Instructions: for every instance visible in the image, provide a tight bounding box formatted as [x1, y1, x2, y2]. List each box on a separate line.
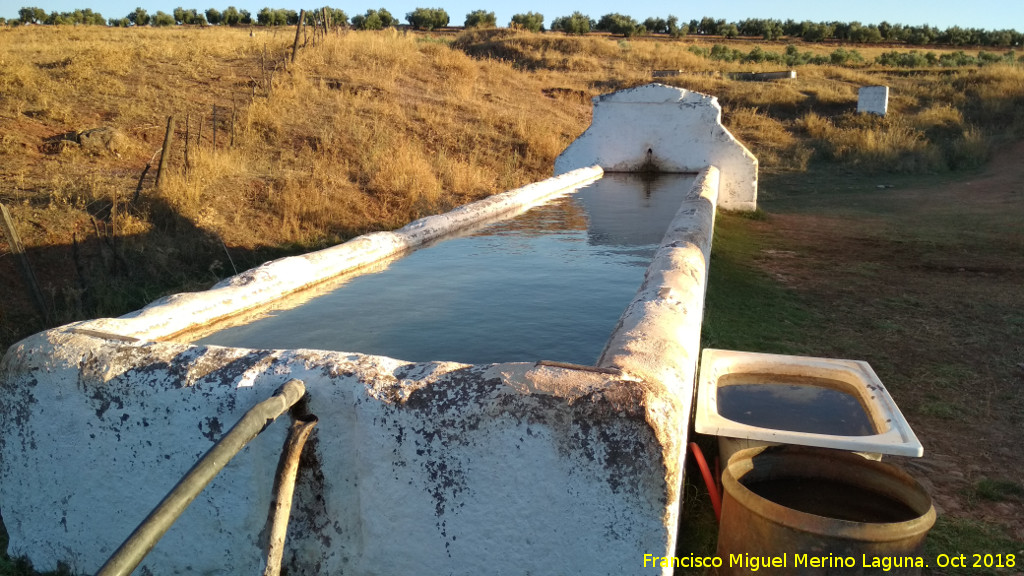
[687, 42, 1021, 68]
[16, 6, 105, 25]
[7, 6, 1022, 47]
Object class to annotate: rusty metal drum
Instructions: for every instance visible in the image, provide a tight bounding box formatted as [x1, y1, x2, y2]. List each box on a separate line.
[716, 445, 936, 575]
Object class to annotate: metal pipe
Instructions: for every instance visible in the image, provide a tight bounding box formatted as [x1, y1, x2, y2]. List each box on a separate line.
[95, 379, 307, 576]
[261, 413, 318, 576]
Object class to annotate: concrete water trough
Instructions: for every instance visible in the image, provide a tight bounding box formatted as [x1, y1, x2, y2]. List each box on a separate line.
[0, 84, 758, 575]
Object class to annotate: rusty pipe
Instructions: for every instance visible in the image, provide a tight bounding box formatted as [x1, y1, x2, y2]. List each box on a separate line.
[261, 413, 318, 576]
[95, 379, 307, 576]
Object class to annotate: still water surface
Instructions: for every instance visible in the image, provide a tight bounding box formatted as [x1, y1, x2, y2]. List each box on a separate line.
[198, 174, 696, 365]
[717, 374, 876, 436]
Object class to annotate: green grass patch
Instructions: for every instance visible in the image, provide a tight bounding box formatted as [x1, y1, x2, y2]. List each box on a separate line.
[973, 478, 1024, 503]
[925, 517, 1023, 575]
[918, 398, 959, 420]
[701, 212, 816, 354]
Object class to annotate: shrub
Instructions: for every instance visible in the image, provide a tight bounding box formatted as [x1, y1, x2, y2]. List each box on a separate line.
[550, 12, 591, 35]
[128, 6, 150, 26]
[737, 18, 783, 40]
[801, 21, 834, 42]
[667, 15, 687, 38]
[18, 7, 46, 24]
[509, 12, 543, 32]
[36, 8, 106, 25]
[257, 7, 295, 26]
[829, 48, 864, 66]
[222, 6, 242, 26]
[643, 17, 667, 35]
[694, 16, 725, 35]
[352, 8, 397, 29]
[152, 11, 175, 26]
[939, 50, 977, 67]
[849, 24, 882, 43]
[464, 10, 495, 29]
[742, 46, 784, 64]
[709, 43, 742, 62]
[687, 45, 709, 58]
[596, 13, 642, 37]
[324, 7, 347, 27]
[406, 7, 449, 30]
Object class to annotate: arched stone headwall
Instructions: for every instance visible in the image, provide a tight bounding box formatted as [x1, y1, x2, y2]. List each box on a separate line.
[554, 83, 758, 211]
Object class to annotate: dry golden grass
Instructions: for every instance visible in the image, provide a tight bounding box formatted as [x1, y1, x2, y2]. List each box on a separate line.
[1, 25, 1023, 350]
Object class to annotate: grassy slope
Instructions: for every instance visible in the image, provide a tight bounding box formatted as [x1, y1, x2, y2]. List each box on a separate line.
[2, 25, 1023, 573]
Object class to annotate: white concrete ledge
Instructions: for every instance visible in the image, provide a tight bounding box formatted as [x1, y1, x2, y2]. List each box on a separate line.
[598, 166, 720, 557]
[76, 166, 603, 342]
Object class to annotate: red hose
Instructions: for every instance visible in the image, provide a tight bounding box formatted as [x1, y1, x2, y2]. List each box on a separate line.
[688, 441, 722, 522]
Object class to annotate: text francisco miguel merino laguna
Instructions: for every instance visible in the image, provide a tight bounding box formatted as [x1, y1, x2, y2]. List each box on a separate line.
[644, 552, 927, 571]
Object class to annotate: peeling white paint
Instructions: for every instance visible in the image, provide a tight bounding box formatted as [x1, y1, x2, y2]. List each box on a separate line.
[554, 84, 756, 211]
[1, 335, 678, 575]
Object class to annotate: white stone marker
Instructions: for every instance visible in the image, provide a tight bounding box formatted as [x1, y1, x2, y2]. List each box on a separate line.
[858, 85, 890, 116]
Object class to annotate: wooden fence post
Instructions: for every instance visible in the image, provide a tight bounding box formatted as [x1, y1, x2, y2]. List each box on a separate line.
[184, 113, 191, 174]
[291, 9, 305, 63]
[132, 164, 150, 203]
[155, 116, 175, 190]
[1, 202, 50, 323]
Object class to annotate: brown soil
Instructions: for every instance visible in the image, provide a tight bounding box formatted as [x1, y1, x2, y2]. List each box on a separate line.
[752, 142, 1024, 544]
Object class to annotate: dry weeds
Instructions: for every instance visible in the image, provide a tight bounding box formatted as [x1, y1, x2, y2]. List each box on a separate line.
[1, 25, 1022, 348]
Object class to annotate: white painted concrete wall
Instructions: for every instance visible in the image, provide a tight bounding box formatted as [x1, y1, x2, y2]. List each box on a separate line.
[554, 84, 757, 211]
[0, 336, 680, 575]
[858, 85, 890, 116]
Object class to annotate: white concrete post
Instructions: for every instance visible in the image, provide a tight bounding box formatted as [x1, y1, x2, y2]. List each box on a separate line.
[858, 86, 890, 116]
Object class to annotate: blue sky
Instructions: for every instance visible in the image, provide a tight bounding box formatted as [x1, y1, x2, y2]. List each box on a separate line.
[3, 0, 1021, 31]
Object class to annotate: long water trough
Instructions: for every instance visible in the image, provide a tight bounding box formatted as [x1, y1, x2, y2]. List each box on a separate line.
[195, 174, 698, 365]
[0, 84, 758, 575]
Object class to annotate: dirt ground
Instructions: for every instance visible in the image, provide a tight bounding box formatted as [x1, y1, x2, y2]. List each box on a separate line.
[751, 141, 1024, 546]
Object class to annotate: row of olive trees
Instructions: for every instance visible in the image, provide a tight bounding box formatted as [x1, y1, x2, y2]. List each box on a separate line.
[16, 6, 105, 25]
[9, 6, 1021, 46]
[548, 12, 684, 37]
[10, 4, 538, 31]
[548, 12, 1022, 45]
[683, 16, 1021, 47]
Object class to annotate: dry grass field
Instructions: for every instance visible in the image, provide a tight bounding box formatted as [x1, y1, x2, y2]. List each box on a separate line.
[1, 24, 1023, 574]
